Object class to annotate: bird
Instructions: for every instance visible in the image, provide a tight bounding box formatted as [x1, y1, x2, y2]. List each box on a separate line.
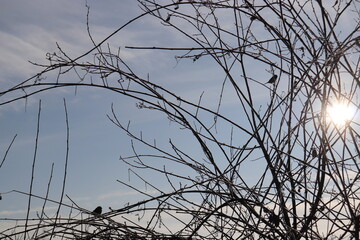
[311, 148, 317, 158]
[266, 74, 278, 84]
[92, 206, 102, 215]
[165, 14, 171, 22]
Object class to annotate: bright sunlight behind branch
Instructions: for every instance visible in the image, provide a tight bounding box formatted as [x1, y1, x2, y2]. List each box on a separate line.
[327, 100, 357, 126]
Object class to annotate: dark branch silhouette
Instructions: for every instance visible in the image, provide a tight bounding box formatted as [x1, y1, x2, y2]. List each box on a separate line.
[1, 0, 359, 239]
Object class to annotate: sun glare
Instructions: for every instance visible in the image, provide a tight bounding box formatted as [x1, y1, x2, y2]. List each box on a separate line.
[326, 101, 356, 126]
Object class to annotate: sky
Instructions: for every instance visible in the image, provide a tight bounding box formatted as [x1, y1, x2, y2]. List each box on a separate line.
[0, 0, 250, 221]
[0, 0, 359, 237]
[0, 0, 172, 218]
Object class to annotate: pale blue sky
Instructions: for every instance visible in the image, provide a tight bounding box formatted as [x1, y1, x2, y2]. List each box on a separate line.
[0, 0, 179, 217]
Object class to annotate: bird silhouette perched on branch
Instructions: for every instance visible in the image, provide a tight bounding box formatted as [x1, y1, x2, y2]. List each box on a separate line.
[266, 74, 278, 84]
[92, 206, 102, 215]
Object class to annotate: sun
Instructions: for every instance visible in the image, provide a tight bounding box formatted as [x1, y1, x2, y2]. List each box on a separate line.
[326, 101, 356, 126]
